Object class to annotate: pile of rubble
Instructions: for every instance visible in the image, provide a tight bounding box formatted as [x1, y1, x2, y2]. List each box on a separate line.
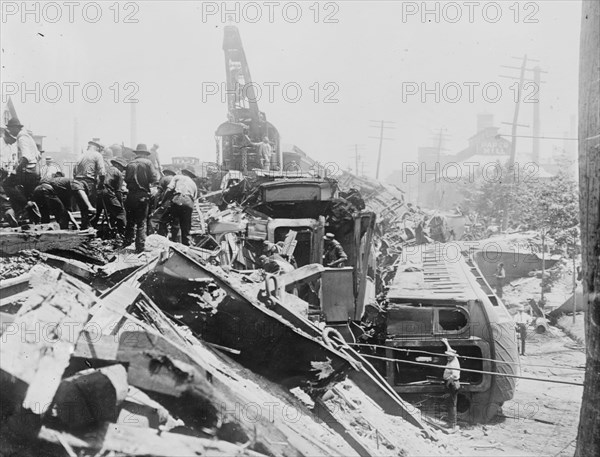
[0, 233, 457, 456]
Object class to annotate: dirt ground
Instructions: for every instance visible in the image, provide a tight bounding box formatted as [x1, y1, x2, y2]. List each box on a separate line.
[445, 262, 586, 457]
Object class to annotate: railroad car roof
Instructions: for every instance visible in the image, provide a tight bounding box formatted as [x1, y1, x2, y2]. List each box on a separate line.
[387, 243, 480, 302]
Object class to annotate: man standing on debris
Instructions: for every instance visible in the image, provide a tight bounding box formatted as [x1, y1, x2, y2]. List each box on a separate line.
[441, 337, 461, 431]
[0, 168, 18, 226]
[159, 166, 197, 246]
[30, 177, 95, 229]
[514, 305, 530, 356]
[96, 158, 127, 238]
[124, 144, 159, 252]
[494, 262, 506, 298]
[2, 118, 41, 209]
[323, 233, 348, 268]
[151, 168, 177, 237]
[74, 140, 105, 229]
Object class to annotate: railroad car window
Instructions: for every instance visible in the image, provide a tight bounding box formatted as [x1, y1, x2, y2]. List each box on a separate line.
[438, 308, 469, 332]
[386, 305, 434, 336]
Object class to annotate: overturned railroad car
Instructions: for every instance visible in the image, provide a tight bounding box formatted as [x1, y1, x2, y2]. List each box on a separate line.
[368, 243, 519, 423]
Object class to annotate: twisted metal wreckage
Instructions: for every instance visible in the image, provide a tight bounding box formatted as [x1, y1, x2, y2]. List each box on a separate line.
[0, 25, 520, 456]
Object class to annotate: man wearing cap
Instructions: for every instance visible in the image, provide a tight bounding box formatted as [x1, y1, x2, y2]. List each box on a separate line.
[441, 338, 461, 431]
[124, 144, 159, 252]
[96, 157, 127, 238]
[151, 168, 177, 237]
[323, 233, 348, 268]
[74, 140, 105, 229]
[159, 166, 197, 246]
[2, 117, 41, 204]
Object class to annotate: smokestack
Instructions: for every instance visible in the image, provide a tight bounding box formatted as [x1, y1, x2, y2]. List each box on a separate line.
[477, 113, 494, 133]
[73, 117, 79, 155]
[130, 103, 137, 148]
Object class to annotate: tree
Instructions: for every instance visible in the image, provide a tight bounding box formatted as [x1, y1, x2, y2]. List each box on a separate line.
[459, 163, 580, 246]
[574, 0, 600, 455]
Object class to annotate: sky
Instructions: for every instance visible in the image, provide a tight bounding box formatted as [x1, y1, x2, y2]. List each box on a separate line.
[0, 0, 583, 178]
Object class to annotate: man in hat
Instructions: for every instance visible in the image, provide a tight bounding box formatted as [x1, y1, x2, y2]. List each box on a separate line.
[40, 155, 62, 179]
[2, 117, 41, 205]
[123, 144, 159, 252]
[514, 305, 531, 356]
[151, 168, 177, 237]
[494, 262, 506, 298]
[96, 157, 127, 238]
[323, 233, 348, 268]
[74, 140, 105, 229]
[263, 240, 282, 256]
[441, 337, 461, 431]
[159, 166, 197, 246]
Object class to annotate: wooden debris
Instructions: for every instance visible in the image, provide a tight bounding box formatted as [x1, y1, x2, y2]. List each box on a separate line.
[38, 423, 269, 457]
[0, 265, 94, 434]
[0, 225, 95, 256]
[51, 364, 128, 429]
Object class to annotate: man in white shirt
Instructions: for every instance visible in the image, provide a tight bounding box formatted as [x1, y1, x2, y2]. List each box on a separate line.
[2, 117, 41, 207]
[514, 305, 531, 355]
[441, 337, 461, 431]
[40, 156, 63, 180]
[160, 166, 197, 246]
[74, 140, 105, 228]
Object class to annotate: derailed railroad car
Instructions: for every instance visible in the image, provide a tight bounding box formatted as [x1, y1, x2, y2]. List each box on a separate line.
[365, 243, 519, 423]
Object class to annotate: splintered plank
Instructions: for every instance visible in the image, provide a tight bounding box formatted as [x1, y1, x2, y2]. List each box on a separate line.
[0, 265, 94, 420]
[0, 227, 95, 256]
[38, 424, 269, 457]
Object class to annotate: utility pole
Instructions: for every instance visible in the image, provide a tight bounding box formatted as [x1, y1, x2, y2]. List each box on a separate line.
[130, 103, 138, 148]
[499, 55, 546, 231]
[431, 128, 450, 208]
[349, 144, 365, 176]
[574, 1, 600, 455]
[501, 58, 547, 164]
[369, 120, 395, 180]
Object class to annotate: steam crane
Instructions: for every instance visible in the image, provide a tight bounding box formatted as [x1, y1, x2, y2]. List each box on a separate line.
[215, 26, 282, 173]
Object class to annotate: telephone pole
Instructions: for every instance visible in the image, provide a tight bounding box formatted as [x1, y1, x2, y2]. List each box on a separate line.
[348, 144, 366, 176]
[500, 57, 548, 163]
[130, 103, 138, 148]
[431, 128, 450, 207]
[369, 120, 395, 180]
[499, 55, 546, 231]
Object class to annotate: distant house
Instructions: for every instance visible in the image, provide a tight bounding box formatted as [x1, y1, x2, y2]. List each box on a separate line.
[417, 114, 513, 210]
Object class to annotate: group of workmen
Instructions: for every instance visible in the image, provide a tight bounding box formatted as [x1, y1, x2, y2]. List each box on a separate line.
[1, 118, 199, 253]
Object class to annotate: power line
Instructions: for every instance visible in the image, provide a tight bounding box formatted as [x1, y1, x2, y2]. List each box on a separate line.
[358, 353, 584, 386]
[369, 120, 395, 180]
[348, 343, 585, 371]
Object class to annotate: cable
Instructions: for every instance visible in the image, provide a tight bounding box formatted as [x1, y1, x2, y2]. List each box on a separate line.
[349, 342, 586, 371]
[358, 353, 584, 387]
